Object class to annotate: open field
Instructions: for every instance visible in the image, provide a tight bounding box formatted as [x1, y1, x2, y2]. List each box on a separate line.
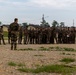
[0, 44, 76, 75]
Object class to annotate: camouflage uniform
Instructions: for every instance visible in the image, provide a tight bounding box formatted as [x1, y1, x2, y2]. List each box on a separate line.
[29, 29, 32, 44]
[0, 26, 5, 45]
[34, 29, 39, 44]
[9, 22, 19, 50]
[8, 27, 11, 44]
[50, 29, 54, 44]
[23, 27, 29, 44]
[70, 31, 75, 44]
[58, 30, 63, 44]
[18, 26, 23, 44]
[38, 28, 42, 44]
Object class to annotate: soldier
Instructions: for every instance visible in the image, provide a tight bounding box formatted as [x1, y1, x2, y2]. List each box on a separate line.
[70, 31, 75, 44]
[0, 26, 6, 45]
[58, 30, 63, 44]
[18, 26, 23, 44]
[31, 29, 35, 44]
[28, 28, 32, 44]
[34, 28, 39, 44]
[9, 18, 19, 50]
[50, 28, 54, 44]
[46, 28, 50, 44]
[23, 26, 29, 44]
[62, 30, 67, 44]
[38, 28, 42, 44]
[8, 26, 11, 44]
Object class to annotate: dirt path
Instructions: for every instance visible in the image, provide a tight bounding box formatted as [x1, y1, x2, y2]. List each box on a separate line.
[0, 44, 76, 75]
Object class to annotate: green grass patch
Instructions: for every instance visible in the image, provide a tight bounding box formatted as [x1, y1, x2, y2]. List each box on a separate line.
[8, 62, 25, 67]
[18, 64, 76, 74]
[64, 48, 75, 51]
[35, 64, 40, 67]
[34, 55, 44, 56]
[39, 47, 49, 51]
[60, 58, 75, 63]
[8, 61, 76, 74]
[55, 46, 63, 51]
[49, 46, 76, 52]
[49, 47, 54, 49]
[17, 46, 76, 52]
[18, 67, 31, 72]
[8, 62, 17, 66]
[18, 48, 34, 51]
[61, 52, 71, 55]
[61, 52, 75, 56]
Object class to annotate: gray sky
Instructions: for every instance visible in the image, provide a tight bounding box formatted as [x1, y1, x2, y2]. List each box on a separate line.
[0, 0, 76, 26]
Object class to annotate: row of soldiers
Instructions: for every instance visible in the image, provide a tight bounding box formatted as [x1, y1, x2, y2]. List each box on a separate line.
[0, 26, 76, 45]
[8, 26, 76, 44]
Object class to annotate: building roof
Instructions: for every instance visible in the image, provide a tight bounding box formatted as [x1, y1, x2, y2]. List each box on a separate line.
[2, 24, 9, 28]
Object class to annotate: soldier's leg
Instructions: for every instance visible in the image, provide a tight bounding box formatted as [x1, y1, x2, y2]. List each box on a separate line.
[0, 36, 1, 45]
[19, 36, 22, 44]
[11, 41, 14, 50]
[73, 37, 75, 44]
[14, 35, 17, 50]
[26, 36, 28, 44]
[24, 36, 26, 44]
[18, 37, 20, 44]
[28, 37, 29, 44]
[30, 37, 32, 44]
[8, 35, 11, 44]
[19, 37, 21, 44]
[18, 36, 21, 44]
[11, 34, 15, 50]
[36, 37, 39, 44]
[39, 38, 41, 44]
[20, 36, 22, 44]
[36, 38, 37, 44]
[8, 37, 10, 44]
[2, 35, 5, 45]
[14, 41, 17, 50]
[32, 37, 34, 44]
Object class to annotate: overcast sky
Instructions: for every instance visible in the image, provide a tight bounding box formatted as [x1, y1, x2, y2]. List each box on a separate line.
[0, 0, 76, 26]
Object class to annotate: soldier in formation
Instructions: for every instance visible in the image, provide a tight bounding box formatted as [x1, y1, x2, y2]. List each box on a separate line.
[23, 27, 76, 44]
[1, 25, 76, 46]
[8, 27, 11, 44]
[23, 26, 29, 44]
[18, 26, 23, 44]
[0, 26, 5, 45]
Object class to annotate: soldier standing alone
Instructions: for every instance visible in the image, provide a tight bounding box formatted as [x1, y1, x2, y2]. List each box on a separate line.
[9, 18, 19, 50]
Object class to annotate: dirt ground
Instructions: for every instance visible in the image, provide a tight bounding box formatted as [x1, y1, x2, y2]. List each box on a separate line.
[0, 44, 76, 75]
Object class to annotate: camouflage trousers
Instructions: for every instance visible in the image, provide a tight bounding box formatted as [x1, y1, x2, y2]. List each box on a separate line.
[11, 33, 17, 50]
[8, 33, 11, 44]
[0, 34, 5, 45]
